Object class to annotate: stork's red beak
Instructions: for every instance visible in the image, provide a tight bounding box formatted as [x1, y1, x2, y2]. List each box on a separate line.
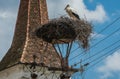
[64, 6, 67, 10]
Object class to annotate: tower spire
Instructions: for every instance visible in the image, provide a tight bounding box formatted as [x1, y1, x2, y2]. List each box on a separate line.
[0, 0, 61, 70]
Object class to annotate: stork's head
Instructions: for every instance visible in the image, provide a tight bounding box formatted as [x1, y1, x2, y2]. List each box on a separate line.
[64, 4, 70, 10]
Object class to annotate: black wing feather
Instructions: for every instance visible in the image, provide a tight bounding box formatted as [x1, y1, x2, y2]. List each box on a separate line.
[72, 12, 80, 20]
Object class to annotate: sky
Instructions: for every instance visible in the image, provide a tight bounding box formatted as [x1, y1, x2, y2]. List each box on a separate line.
[0, 0, 120, 79]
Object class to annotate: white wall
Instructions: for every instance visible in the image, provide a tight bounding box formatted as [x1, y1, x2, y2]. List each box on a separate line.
[0, 65, 24, 79]
[0, 64, 62, 79]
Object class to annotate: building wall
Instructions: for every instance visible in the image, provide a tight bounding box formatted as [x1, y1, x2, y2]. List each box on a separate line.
[0, 64, 61, 79]
[0, 65, 24, 79]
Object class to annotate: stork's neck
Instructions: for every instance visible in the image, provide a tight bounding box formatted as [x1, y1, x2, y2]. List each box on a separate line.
[66, 6, 72, 11]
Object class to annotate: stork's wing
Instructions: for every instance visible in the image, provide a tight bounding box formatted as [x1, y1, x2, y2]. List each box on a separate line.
[72, 12, 80, 20]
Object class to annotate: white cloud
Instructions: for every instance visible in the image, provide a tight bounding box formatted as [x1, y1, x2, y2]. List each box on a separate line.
[98, 49, 120, 79]
[69, 0, 108, 23]
[89, 0, 94, 3]
[111, 10, 120, 17]
[0, 11, 15, 19]
[90, 32, 105, 39]
[0, 10, 17, 60]
[115, 31, 120, 36]
[47, 0, 108, 23]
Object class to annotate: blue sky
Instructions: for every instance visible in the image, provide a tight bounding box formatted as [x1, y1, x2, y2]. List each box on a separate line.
[0, 0, 120, 79]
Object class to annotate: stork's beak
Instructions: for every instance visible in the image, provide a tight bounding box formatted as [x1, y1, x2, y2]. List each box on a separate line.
[64, 6, 67, 10]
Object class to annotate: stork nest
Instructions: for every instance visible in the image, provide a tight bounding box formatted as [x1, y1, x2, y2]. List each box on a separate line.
[36, 17, 92, 49]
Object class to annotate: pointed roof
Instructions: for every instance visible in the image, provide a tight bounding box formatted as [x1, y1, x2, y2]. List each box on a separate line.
[0, 0, 61, 71]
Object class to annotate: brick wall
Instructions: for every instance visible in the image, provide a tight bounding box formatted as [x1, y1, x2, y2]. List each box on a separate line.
[0, 0, 61, 70]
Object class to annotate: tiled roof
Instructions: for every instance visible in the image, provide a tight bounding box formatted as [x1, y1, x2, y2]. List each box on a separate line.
[0, 0, 61, 71]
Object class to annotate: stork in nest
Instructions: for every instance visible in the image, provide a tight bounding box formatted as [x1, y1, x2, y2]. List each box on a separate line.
[65, 4, 80, 20]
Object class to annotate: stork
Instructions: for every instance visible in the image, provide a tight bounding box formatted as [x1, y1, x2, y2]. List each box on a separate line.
[65, 4, 80, 20]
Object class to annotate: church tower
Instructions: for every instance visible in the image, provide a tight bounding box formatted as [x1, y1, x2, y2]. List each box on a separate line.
[0, 0, 61, 79]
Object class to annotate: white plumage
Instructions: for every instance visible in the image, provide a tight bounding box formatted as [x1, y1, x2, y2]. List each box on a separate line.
[65, 4, 80, 20]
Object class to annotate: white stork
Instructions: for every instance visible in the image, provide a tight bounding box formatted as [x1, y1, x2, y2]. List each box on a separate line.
[65, 4, 80, 20]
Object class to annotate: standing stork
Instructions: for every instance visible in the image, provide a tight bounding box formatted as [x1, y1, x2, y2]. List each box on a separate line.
[65, 4, 80, 20]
